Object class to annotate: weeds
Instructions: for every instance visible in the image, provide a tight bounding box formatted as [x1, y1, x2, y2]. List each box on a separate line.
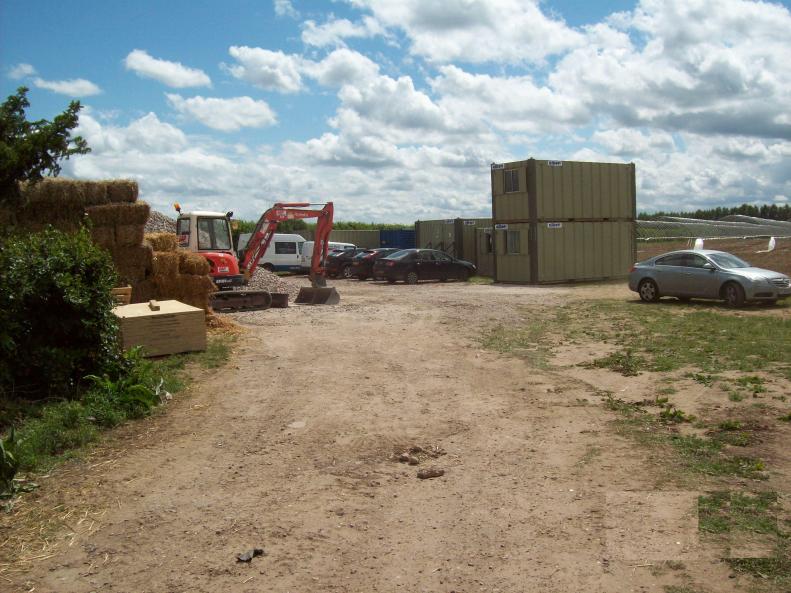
[1, 335, 234, 489]
[587, 349, 645, 376]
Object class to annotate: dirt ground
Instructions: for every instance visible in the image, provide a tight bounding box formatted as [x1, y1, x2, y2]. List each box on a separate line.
[2, 279, 786, 592]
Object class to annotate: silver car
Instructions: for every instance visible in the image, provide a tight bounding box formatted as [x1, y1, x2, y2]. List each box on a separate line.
[628, 249, 791, 307]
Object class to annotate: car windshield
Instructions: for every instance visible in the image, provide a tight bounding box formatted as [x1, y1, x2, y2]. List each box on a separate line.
[709, 253, 751, 269]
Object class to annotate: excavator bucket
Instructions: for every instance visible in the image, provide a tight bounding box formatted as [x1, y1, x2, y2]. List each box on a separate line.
[294, 287, 340, 305]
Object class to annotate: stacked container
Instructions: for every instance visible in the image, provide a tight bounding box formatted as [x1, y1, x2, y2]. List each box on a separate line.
[491, 158, 636, 284]
[415, 218, 492, 272]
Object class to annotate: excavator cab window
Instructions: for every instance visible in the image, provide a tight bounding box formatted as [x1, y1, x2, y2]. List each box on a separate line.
[176, 217, 191, 248]
[197, 217, 232, 251]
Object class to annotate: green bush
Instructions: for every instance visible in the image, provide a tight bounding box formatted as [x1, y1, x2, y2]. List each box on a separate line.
[0, 226, 122, 399]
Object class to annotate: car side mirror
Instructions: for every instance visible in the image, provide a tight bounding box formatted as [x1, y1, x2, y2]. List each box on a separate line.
[703, 262, 715, 271]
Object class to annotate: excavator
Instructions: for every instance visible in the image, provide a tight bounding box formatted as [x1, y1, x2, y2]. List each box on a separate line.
[174, 201, 339, 311]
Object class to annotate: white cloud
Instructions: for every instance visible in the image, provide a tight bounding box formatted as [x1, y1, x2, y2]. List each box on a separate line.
[166, 94, 277, 131]
[304, 48, 380, 87]
[225, 46, 304, 93]
[8, 63, 36, 79]
[124, 49, 211, 88]
[274, 0, 299, 18]
[32, 77, 101, 96]
[349, 0, 583, 64]
[301, 16, 386, 47]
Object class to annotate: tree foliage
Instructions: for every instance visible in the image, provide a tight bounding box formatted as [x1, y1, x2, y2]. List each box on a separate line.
[0, 87, 90, 209]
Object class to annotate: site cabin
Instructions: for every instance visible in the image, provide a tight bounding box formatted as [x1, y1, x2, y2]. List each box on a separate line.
[176, 210, 244, 289]
[237, 233, 305, 272]
[299, 241, 356, 271]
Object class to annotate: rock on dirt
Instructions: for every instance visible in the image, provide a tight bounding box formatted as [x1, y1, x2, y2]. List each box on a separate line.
[416, 467, 445, 479]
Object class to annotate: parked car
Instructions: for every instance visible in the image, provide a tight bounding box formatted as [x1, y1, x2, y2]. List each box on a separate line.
[299, 241, 356, 272]
[628, 249, 791, 307]
[325, 247, 369, 278]
[350, 248, 402, 280]
[374, 248, 476, 284]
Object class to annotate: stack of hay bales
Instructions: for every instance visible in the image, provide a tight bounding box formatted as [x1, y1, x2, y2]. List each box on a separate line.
[136, 232, 217, 311]
[14, 180, 152, 287]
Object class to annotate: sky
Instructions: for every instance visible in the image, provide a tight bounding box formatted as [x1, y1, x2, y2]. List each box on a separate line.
[2, 0, 791, 223]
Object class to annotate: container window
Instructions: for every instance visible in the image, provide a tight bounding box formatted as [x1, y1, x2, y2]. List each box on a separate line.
[506, 230, 521, 254]
[504, 169, 519, 193]
[274, 242, 297, 254]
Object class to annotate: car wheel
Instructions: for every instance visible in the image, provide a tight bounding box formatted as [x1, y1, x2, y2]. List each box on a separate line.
[638, 278, 659, 302]
[342, 265, 353, 279]
[405, 271, 419, 285]
[262, 263, 275, 272]
[722, 282, 746, 307]
[677, 296, 691, 302]
[387, 277, 396, 284]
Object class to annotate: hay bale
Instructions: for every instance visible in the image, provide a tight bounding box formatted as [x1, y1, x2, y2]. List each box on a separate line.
[90, 225, 115, 249]
[106, 180, 139, 203]
[20, 178, 109, 206]
[111, 244, 153, 284]
[131, 279, 157, 304]
[175, 274, 215, 311]
[87, 202, 150, 227]
[177, 250, 211, 275]
[116, 223, 145, 247]
[151, 252, 179, 277]
[145, 232, 178, 252]
[18, 200, 86, 226]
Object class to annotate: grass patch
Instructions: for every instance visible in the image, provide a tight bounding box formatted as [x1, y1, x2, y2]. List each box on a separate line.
[3, 335, 234, 480]
[579, 302, 791, 379]
[587, 348, 645, 376]
[468, 275, 494, 285]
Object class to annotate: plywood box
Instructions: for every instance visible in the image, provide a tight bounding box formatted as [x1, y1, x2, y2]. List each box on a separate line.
[113, 300, 206, 357]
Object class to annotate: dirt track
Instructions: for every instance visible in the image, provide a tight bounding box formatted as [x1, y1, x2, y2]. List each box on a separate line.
[5, 280, 756, 592]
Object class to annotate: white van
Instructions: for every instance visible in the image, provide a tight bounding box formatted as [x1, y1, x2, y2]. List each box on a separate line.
[237, 233, 305, 272]
[299, 241, 356, 272]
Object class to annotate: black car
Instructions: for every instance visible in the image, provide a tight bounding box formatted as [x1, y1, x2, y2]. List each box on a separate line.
[325, 247, 368, 278]
[350, 248, 401, 280]
[373, 249, 476, 284]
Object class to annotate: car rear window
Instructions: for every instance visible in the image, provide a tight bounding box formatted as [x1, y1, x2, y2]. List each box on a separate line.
[386, 250, 413, 259]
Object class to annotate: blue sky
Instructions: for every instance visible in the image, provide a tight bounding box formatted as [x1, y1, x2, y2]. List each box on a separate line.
[2, 0, 791, 222]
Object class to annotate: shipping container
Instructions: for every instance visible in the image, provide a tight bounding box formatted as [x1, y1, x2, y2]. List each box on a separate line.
[296, 229, 381, 248]
[415, 218, 492, 265]
[491, 158, 636, 284]
[475, 227, 494, 277]
[492, 220, 635, 283]
[492, 158, 635, 222]
[380, 229, 416, 249]
[415, 219, 457, 254]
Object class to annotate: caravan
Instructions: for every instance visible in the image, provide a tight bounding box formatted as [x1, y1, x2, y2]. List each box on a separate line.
[237, 233, 305, 272]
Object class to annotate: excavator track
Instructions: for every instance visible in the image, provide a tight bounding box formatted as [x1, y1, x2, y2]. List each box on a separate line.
[210, 290, 275, 312]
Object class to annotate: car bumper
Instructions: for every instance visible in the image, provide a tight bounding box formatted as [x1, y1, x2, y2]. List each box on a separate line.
[745, 285, 791, 300]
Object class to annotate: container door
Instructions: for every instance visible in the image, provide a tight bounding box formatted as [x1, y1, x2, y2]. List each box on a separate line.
[494, 224, 530, 282]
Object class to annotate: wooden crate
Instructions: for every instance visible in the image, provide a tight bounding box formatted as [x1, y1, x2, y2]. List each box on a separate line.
[113, 300, 206, 357]
[111, 286, 132, 305]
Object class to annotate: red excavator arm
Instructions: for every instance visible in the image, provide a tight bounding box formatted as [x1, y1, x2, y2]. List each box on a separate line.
[240, 202, 334, 287]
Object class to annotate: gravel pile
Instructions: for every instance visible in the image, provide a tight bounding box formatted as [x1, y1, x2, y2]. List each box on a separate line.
[246, 268, 305, 301]
[145, 211, 176, 234]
